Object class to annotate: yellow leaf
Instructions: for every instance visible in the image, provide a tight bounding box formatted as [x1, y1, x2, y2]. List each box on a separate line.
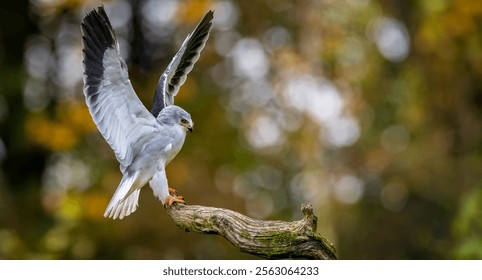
[178, 0, 214, 24]
[59, 102, 96, 134]
[25, 114, 78, 151]
[82, 193, 109, 221]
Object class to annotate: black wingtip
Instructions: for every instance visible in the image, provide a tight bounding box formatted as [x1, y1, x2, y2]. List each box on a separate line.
[81, 6, 119, 98]
[81, 6, 117, 51]
[207, 10, 214, 19]
[193, 10, 214, 31]
[204, 10, 215, 25]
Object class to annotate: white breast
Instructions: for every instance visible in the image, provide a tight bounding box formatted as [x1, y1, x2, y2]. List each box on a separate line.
[163, 143, 173, 153]
[163, 125, 187, 166]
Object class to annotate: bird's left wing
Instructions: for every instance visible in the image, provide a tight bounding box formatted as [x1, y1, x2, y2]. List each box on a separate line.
[81, 6, 158, 169]
[151, 10, 214, 117]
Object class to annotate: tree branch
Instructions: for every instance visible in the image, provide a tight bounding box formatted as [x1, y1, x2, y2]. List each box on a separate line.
[165, 203, 337, 260]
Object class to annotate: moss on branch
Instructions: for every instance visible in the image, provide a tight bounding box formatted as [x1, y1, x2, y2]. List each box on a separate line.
[165, 203, 337, 260]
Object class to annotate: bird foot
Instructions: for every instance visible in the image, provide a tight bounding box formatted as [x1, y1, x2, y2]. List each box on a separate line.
[168, 187, 179, 196]
[164, 195, 185, 206]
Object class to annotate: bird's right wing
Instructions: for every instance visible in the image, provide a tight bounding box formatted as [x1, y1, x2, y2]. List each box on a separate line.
[151, 10, 214, 117]
[81, 6, 157, 169]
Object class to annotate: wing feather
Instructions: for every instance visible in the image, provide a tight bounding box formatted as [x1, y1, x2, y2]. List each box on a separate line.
[81, 6, 157, 168]
[151, 10, 214, 117]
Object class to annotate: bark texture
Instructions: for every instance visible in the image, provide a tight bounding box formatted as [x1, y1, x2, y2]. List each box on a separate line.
[165, 203, 337, 260]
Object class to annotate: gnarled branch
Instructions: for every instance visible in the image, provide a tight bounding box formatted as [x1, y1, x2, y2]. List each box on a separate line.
[165, 203, 337, 260]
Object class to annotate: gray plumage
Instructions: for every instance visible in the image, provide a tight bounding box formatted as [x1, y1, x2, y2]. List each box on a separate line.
[151, 10, 214, 117]
[81, 6, 212, 219]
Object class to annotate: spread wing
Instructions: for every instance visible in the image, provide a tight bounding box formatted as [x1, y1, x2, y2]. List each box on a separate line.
[81, 6, 158, 170]
[151, 10, 214, 117]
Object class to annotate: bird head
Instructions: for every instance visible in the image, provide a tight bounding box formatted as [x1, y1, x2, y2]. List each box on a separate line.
[159, 105, 193, 133]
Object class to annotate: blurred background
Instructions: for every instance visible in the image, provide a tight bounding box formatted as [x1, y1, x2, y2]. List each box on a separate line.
[0, 0, 481, 259]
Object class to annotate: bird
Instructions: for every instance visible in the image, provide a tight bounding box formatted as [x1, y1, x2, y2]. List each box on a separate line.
[80, 6, 214, 219]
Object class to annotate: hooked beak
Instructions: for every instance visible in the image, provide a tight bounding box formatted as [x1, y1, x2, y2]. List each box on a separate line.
[187, 121, 193, 133]
[181, 120, 193, 133]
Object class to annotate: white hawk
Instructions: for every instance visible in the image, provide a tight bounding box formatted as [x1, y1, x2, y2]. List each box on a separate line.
[81, 6, 213, 219]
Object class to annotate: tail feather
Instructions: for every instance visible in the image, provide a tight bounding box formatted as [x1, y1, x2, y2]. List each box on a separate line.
[118, 189, 140, 219]
[104, 172, 140, 219]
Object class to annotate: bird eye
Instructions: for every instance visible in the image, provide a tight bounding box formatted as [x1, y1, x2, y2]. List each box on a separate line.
[181, 118, 188, 124]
